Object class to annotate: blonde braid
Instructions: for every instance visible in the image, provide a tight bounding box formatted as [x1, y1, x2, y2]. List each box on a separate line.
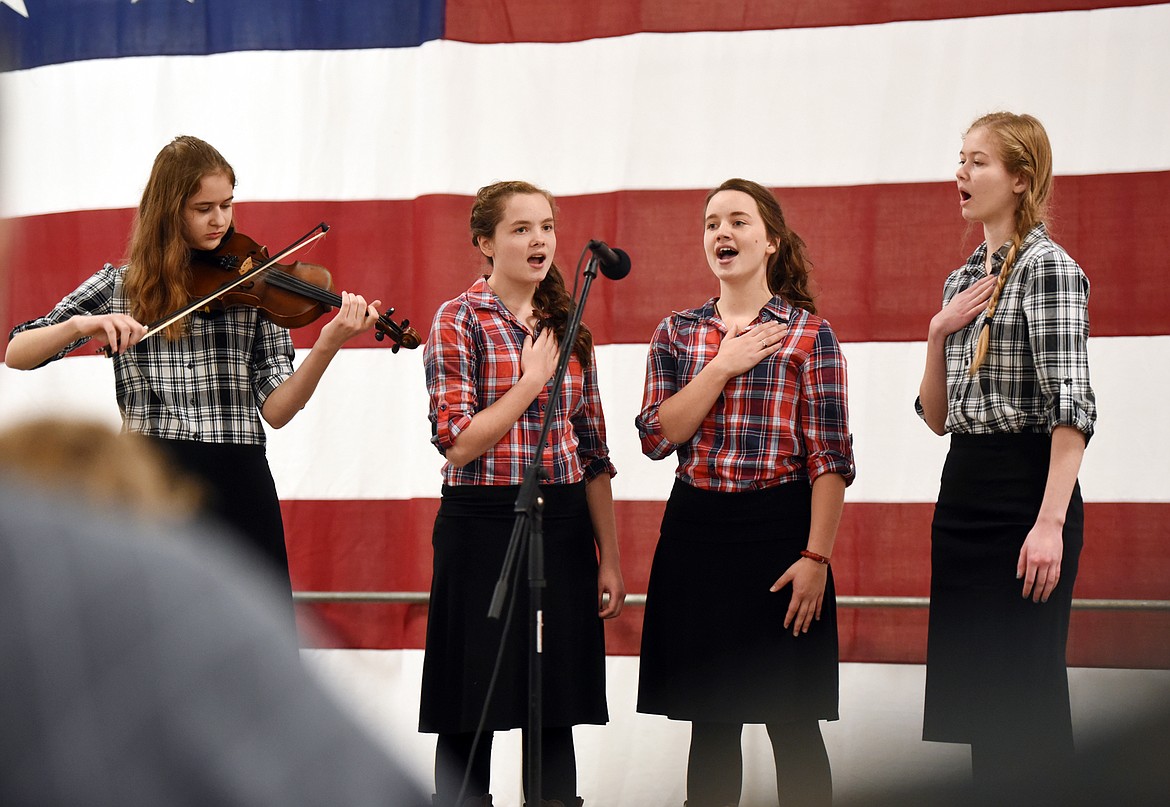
[968, 233, 1021, 375]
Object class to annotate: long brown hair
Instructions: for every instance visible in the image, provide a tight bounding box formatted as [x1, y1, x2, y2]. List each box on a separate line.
[123, 136, 236, 340]
[966, 112, 1053, 375]
[705, 178, 817, 315]
[469, 180, 593, 367]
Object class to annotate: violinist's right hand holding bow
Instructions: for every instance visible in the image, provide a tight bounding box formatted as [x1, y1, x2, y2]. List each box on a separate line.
[5, 313, 147, 370]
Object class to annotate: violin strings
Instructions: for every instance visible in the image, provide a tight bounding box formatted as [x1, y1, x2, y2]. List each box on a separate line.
[263, 268, 407, 339]
[263, 267, 341, 307]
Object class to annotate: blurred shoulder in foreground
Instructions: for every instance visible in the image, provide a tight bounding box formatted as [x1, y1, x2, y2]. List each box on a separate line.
[0, 463, 428, 806]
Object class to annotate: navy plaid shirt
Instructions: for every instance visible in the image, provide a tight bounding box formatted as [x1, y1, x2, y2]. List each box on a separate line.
[10, 264, 294, 445]
[636, 295, 855, 492]
[424, 277, 616, 487]
[917, 224, 1096, 438]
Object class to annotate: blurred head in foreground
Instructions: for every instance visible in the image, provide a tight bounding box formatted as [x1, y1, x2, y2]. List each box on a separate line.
[0, 417, 203, 523]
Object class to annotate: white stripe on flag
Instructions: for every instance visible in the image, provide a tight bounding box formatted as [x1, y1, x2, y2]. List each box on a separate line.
[1, 334, 1165, 503]
[3, 4, 1169, 218]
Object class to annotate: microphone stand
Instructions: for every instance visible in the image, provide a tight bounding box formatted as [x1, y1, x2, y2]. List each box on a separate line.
[487, 250, 604, 804]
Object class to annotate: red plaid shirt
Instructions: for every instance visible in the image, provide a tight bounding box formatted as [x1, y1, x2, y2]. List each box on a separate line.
[636, 296, 855, 492]
[425, 277, 616, 487]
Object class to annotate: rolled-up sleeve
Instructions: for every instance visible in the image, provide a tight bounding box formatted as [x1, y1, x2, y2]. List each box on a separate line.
[799, 321, 856, 485]
[635, 318, 683, 461]
[1024, 252, 1096, 440]
[9, 265, 119, 367]
[571, 348, 617, 481]
[251, 319, 295, 407]
[424, 302, 477, 454]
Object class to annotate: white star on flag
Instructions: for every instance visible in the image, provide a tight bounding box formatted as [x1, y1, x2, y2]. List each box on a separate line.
[1, 0, 29, 19]
[2, 0, 198, 17]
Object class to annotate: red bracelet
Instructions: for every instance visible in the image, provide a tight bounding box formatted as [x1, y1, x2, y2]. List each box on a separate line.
[800, 549, 830, 565]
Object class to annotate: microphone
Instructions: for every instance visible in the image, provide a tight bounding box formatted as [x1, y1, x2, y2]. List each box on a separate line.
[587, 240, 632, 280]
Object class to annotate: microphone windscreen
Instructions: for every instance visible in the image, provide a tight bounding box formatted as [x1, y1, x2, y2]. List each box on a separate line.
[601, 247, 631, 280]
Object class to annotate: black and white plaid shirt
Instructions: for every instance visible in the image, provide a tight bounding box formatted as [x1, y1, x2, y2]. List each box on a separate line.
[918, 223, 1096, 439]
[10, 264, 295, 445]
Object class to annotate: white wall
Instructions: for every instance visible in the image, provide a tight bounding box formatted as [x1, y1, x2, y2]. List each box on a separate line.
[302, 650, 1170, 806]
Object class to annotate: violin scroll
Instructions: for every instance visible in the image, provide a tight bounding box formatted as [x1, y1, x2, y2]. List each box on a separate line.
[374, 309, 422, 353]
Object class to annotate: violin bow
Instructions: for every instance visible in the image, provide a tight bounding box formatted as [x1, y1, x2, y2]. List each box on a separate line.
[102, 223, 330, 356]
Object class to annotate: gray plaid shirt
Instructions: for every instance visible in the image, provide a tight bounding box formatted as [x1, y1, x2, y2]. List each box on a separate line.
[10, 264, 295, 444]
[920, 223, 1096, 439]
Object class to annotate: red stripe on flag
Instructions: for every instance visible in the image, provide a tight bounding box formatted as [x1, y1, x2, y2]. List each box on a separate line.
[288, 499, 1170, 668]
[7, 171, 1168, 346]
[444, 0, 1159, 43]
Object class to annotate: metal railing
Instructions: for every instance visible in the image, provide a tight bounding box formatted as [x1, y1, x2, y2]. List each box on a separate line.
[292, 591, 1170, 610]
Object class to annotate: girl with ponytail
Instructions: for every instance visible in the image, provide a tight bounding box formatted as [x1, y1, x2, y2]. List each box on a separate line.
[636, 179, 854, 807]
[916, 113, 1096, 794]
[421, 181, 625, 807]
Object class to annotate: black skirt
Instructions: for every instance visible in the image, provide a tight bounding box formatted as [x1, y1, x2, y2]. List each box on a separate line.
[637, 479, 838, 724]
[923, 432, 1083, 748]
[149, 438, 290, 597]
[419, 482, 608, 734]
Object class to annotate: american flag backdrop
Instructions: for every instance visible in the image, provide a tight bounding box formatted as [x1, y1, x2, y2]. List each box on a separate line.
[1, 0, 1168, 669]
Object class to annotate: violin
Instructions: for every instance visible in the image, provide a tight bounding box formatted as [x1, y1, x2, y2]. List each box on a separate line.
[102, 223, 421, 356]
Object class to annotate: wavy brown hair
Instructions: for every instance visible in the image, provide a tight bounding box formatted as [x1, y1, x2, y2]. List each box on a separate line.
[705, 178, 817, 315]
[965, 112, 1053, 375]
[123, 136, 236, 340]
[469, 180, 593, 367]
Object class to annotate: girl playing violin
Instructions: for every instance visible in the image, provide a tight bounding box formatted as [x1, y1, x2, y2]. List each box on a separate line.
[4, 135, 380, 606]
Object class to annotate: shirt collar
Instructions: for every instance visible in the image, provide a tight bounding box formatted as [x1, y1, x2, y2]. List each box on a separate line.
[963, 222, 1049, 277]
[467, 275, 537, 332]
[758, 295, 792, 324]
[677, 294, 792, 324]
[466, 275, 500, 309]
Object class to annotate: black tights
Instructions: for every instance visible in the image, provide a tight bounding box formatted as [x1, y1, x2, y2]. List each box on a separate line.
[687, 720, 831, 807]
[435, 727, 577, 804]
